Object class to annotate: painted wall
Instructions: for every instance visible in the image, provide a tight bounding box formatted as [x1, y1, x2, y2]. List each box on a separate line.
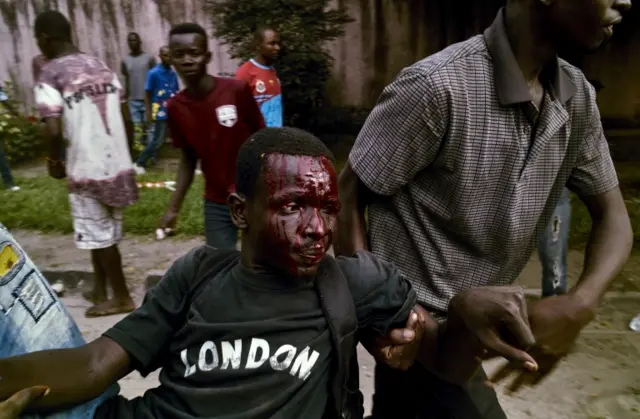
[1, 0, 638, 123]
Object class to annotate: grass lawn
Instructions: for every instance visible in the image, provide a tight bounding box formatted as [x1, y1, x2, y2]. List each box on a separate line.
[0, 172, 206, 237]
[1, 161, 640, 249]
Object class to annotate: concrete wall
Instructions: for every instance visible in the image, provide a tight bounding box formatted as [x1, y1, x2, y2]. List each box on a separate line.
[332, 0, 640, 123]
[0, 0, 238, 105]
[1, 0, 638, 123]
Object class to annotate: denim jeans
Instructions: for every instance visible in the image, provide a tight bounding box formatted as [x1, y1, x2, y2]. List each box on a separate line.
[0, 224, 118, 418]
[135, 119, 167, 167]
[204, 200, 238, 250]
[538, 188, 571, 297]
[127, 99, 146, 125]
[0, 140, 15, 188]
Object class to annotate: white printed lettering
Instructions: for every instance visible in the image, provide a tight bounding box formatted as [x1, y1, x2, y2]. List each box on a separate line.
[198, 341, 219, 371]
[221, 339, 242, 370]
[270, 344, 297, 371]
[289, 347, 320, 381]
[180, 349, 197, 377]
[245, 338, 270, 369]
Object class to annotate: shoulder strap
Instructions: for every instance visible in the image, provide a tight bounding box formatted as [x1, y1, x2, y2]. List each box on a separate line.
[316, 256, 362, 419]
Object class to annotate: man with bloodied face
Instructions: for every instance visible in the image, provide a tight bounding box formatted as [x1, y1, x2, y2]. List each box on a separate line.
[0, 127, 540, 419]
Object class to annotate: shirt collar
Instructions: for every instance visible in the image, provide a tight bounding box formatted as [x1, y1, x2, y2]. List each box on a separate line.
[483, 8, 576, 106]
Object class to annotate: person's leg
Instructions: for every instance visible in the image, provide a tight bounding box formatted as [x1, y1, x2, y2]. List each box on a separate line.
[0, 224, 119, 419]
[67, 195, 135, 317]
[539, 188, 571, 297]
[371, 361, 507, 419]
[128, 100, 145, 147]
[370, 362, 420, 419]
[149, 119, 167, 164]
[0, 140, 16, 188]
[82, 249, 107, 305]
[203, 200, 239, 250]
[135, 120, 166, 168]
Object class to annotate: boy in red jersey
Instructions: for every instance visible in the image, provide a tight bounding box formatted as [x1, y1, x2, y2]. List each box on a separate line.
[236, 26, 283, 127]
[159, 23, 265, 249]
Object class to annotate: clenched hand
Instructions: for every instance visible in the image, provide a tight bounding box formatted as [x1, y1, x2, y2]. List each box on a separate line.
[488, 293, 595, 393]
[0, 386, 49, 419]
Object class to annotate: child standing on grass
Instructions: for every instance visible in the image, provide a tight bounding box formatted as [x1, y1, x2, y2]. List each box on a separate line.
[34, 10, 138, 317]
[159, 23, 265, 249]
[133, 46, 179, 174]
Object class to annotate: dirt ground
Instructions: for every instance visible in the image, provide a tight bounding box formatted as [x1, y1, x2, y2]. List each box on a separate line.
[8, 230, 640, 419]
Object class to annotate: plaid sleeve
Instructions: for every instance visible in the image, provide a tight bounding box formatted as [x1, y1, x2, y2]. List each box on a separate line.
[349, 70, 448, 196]
[567, 92, 618, 197]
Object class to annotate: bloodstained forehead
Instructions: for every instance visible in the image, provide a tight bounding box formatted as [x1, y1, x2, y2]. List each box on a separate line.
[261, 153, 337, 196]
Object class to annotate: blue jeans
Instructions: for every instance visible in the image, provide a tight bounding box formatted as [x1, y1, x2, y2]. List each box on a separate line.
[538, 188, 571, 297]
[0, 140, 15, 188]
[204, 200, 238, 250]
[127, 99, 146, 125]
[0, 224, 118, 418]
[135, 119, 167, 167]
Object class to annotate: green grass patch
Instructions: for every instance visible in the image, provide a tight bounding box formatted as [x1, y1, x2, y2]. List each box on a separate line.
[0, 172, 205, 236]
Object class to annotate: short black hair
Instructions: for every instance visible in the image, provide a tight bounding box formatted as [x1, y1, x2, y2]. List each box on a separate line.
[127, 32, 140, 39]
[253, 25, 277, 44]
[34, 11, 72, 42]
[236, 127, 335, 198]
[169, 23, 208, 48]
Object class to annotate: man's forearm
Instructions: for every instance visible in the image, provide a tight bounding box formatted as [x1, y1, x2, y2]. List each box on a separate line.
[573, 195, 632, 308]
[144, 92, 152, 120]
[0, 338, 129, 411]
[168, 161, 195, 213]
[335, 162, 369, 256]
[47, 135, 64, 161]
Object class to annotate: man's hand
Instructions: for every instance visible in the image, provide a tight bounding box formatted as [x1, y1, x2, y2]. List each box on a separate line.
[488, 293, 594, 393]
[47, 160, 66, 179]
[365, 309, 426, 370]
[0, 386, 49, 419]
[159, 208, 178, 231]
[448, 286, 538, 370]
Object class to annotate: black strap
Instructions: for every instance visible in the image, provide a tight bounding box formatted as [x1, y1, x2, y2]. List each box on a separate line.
[316, 256, 362, 419]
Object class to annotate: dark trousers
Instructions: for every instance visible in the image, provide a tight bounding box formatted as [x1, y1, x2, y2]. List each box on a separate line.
[204, 200, 238, 250]
[371, 362, 506, 419]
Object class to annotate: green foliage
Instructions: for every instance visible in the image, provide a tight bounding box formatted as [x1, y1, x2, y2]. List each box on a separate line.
[0, 82, 45, 164]
[206, 0, 353, 128]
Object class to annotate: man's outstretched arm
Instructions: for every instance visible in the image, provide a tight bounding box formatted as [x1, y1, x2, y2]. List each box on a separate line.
[371, 287, 537, 385]
[0, 337, 131, 412]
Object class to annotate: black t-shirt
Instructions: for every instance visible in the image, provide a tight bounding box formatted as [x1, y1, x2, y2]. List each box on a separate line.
[96, 248, 416, 419]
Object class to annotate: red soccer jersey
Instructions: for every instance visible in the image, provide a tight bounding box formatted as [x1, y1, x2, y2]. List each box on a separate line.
[236, 59, 282, 127]
[167, 77, 266, 203]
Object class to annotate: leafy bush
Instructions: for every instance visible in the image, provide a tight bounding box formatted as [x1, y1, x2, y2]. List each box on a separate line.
[0, 82, 45, 164]
[205, 0, 353, 129]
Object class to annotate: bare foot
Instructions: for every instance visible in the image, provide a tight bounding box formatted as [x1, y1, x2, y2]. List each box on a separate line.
[82, 290, 107, 305]
[85, 298, 136, 318]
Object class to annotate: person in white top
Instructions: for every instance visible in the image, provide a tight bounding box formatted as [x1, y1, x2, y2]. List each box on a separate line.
[34, 10, 138, 317]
